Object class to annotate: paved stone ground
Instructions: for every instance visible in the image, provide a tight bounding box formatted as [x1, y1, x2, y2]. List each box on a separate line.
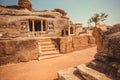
[0, 47, 96, 80]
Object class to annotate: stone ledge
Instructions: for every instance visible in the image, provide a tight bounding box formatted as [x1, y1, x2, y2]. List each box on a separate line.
[77, 64, 112, 80]
[58, 67, 83, 80]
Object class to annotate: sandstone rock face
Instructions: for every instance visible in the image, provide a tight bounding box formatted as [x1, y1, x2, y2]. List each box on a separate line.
[88, 24, 120, 80]
[0, 38, 39, 65]
[93, 24, 120, 59]
[18, 0, 32, 10]
[92, 27, 105, 52]
[107, 32, 120, 58]
[107, 24, 120, 34]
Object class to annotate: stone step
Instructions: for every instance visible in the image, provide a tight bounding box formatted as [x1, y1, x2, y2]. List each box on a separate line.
[87, 60, 118, 79]
[40, 45, 56, 48]
[77, 64, 112, 80]
[37, 38, 51, 42]
[38, 42, 54, 45]
[41, 47, 57, 52]
[58, 67, 84, 80]
[38, 54, 62, 60]
[40, 50, 59, 56]
[37, 38, 59, 58]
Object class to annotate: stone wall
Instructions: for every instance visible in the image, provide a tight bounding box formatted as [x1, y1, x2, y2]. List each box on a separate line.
[0, 18, 69, 37]
[0, 35, 95, 65]
[59, 35, 96, 54]
[59, 37, 73, 53]
[0, 20, 29, 38]
[0, 38, 39, 65]
[52, 19, 69, 37]
[72, 35, 89, 50]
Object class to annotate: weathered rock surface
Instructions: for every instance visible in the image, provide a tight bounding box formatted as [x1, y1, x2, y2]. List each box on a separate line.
[92, 27, 105, 52]
[58, 64, 112, 80]
[58, 68, 83, 80]
[77, 64, 112, 80]
[88, 24, 120, 80]
[0, 38, 39, 65]
[72, 35, 89, 50]
[59, 35, 96, 54]
[18, 0, 32, 10]
[60, 37, 73, 53]
[0, 36, 95, 65]
[0, 6, 70, 37]
[107, 24, 120, 34]
[93, 24, 120, 59]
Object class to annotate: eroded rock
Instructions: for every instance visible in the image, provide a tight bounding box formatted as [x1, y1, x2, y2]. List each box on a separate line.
[0, 38, 39, 65]
[18, 0, 32, 10]
[88, 24, 120, 79]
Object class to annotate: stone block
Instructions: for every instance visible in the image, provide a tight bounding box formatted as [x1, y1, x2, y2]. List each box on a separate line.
[58, 67, 83, 80]
[72, 35, 89, 50]
[77, 64, 112, 80]
[60, 37, 73, 54]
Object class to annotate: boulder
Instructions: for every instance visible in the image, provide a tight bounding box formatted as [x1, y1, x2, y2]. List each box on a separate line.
[18, 0, 32, 10]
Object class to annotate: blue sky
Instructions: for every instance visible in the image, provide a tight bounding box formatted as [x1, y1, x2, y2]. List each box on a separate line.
[0, 0, 120, 26]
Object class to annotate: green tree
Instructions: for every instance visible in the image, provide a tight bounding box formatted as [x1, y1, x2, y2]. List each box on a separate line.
[88, 13, 108, 26]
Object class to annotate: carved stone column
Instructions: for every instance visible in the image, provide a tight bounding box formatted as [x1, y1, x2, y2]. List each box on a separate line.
[68, 27, 70, 36]
[41, 20, 43, 32]
[46, 21, 48, 31]
[45, 21, 47, 31]
[32, 20, 34, 32]
[68, 21, 70, 36]
[64, 29, 66, 36]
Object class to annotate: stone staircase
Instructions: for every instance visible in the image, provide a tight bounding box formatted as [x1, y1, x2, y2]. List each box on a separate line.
[58, 64, 112, 80]
[37, 38, 60, 60]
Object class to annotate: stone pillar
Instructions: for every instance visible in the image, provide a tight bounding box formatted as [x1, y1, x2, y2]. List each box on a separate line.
[68, 21, 70, 36]
[41, 20, 43, 32]
[46, 21, 48, 31]
[32, 20, 34, 32]
[64, 29, 66, 36]
[27, 21, 30, 32]
[68, 26, 70, 36]
[45, 21, 47, 31]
